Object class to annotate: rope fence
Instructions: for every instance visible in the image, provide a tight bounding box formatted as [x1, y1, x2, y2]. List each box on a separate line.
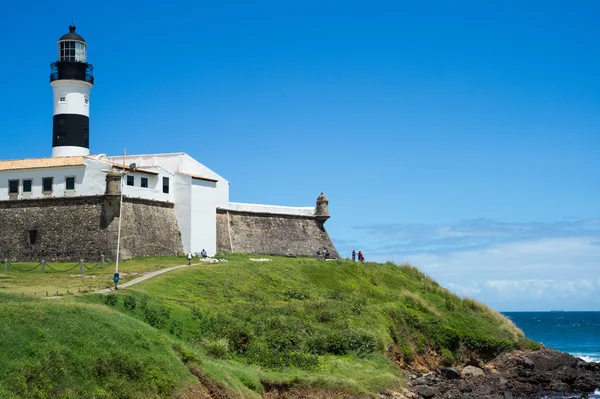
[45, 262, 80, 273]
[7, 261, 42, 272]
[84, 262, 100, 270]
[3, 255, 106, 275]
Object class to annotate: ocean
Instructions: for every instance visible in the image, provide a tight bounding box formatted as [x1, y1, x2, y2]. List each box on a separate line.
[504, 311, 600, 399]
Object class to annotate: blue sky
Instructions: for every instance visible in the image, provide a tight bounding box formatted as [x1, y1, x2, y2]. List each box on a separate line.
[1, 1, 599, 310]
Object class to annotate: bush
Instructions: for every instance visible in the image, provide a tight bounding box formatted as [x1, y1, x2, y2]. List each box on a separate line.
[202, 338, 229, 359]
[144, 308, 166, 329]
[346, 330, 380, 357]
[159, 305, 171, 319]
[123, 295, 137, 311]
[325, 331, 348, 355]
[400, 344, 414, 363]
[169, 320, 183, 338]
[140, 295, 149, 309]
[103, 293, 118, 306]
[282, 290, 310, 301]
[439, 348, 455, 366]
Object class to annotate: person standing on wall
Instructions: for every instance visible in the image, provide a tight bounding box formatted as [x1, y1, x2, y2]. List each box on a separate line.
[187, 251, 193, 265]
[352, 250, 356, 262]
[358, 250, 364, 262]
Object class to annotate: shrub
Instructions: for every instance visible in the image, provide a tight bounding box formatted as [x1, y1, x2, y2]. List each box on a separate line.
[144, 308, 166, 329]
[346, 330, 381, 357]
[202, 338, 229, 359]
[159, 305, 171, 319]
[325, 331, 348, 355]
[316, 310, 335, 323]
[400, 344, 414, 363]
[169, 320, 183, 338]
[140, 295, 149, 309]
[282, 290, 310, 301]
[439, 348, 455, 366]
[103, 293, 118, 306]
[191, 306, 203, 320]
[123, 295, 137, 311]
[325, 290, 344, 300]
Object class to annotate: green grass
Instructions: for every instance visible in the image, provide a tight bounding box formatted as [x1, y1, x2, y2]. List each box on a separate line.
[0, 256, 194, 296]
[0, 254, 539, 398]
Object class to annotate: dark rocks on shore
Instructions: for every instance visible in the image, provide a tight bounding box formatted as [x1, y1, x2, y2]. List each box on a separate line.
[408, 348, 600, 399]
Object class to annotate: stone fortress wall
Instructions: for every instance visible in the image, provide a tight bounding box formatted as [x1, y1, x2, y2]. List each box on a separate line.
[215, 208, 339, 258]
[0, 195, 182, 261]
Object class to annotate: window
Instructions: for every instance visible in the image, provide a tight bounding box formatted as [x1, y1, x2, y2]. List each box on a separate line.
[141, 177, 148, 188]
[22, 179, 32, 193]
[84, 98, 89, 104]
[126, 175, 134, 186]
[65, 176, 75, 190]
[162, 177, 169, 194]
[42, 177, 53, 193]
[29, 230, 38, 245]
[59, 96, 66, 102]
[8, 180, 19, 194]
[59, 41, 86, 62]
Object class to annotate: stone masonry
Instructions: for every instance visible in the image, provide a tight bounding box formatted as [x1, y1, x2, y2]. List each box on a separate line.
[216, 209, 339, 258]
[0, 195, 182, 261]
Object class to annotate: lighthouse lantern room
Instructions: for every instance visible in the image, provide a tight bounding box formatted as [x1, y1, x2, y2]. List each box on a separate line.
[49, 25, 94, 157]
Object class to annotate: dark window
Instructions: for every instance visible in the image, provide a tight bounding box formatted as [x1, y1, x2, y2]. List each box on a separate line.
[8, 180, 19, 194]
[29, 230, 38, 245]
[59, 97, 66, 102]
[141, 177, 148, 188]
[126, 175, 134, 186]
[42, 177, 53, 193]
[65, 176, 75, 190]
[162, 177, 169, 194]
[22, 179, 32, 193]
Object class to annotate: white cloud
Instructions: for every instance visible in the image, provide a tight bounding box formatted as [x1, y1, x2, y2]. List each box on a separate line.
[349, 218, 600, 310]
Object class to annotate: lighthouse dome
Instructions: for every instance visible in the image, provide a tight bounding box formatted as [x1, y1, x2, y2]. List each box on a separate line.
[59, 25, 86, 43]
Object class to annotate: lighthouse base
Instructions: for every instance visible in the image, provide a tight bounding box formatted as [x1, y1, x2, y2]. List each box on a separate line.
[52, 146, 90, 157]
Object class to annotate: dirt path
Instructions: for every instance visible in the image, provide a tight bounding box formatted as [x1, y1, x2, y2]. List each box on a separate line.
[96, 262, 199, 294]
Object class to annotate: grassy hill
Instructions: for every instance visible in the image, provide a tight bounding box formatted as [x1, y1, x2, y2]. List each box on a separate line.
[0, 255, 538, 398]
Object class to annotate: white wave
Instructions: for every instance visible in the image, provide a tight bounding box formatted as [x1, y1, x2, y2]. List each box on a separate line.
[574, 354, 600, 363]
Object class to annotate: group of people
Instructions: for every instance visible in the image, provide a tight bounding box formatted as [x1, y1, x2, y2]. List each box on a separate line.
[351, 250, 364, 262]
[316, 247, 332, 260]
[187, 249, 208, 265]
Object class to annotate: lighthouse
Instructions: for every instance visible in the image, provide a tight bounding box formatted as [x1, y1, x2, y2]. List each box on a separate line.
[49, 25, 94, 157]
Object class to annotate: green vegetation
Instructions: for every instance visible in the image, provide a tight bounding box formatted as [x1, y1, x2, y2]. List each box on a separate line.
[0, 254, 538, 398]
[0, 256, 192, 296]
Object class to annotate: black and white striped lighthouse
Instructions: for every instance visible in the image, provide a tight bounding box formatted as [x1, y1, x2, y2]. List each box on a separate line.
[49, 25, 94, 157]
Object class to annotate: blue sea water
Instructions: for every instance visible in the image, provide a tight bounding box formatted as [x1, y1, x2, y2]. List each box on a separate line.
[504, 312, 600, 399]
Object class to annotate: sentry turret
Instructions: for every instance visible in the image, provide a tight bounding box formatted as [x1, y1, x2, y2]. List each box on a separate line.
[50, 25, 94, 157]
[315, 192, 330, 222]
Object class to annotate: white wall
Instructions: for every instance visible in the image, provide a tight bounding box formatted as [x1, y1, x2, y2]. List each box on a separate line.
[121, 170, 172, 202]
[51, 80, 92, 117]
[189, 177, 220, 256]
[109, 153, 229, 207]
[225, 202, 315, 216]
[172, 173, 192, 252]
[0, 158, 107, 200]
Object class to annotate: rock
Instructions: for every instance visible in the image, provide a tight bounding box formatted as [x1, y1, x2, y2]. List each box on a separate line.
[440, 367, 462, 380]
[415, 385, 439, 398]
[462, 365, 485, 378]
[503, 391, 513, 399]
[412, 374, 435, 386]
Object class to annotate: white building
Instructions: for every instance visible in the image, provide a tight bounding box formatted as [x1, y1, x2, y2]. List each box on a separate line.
[0, 25, 331, 258]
